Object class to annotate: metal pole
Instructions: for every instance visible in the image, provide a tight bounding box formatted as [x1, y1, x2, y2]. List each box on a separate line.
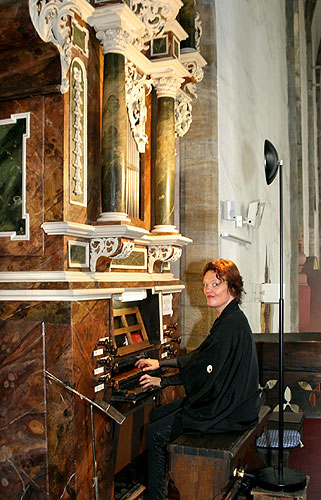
[278, 160, 284, 485]
[90, 404, 99, 500]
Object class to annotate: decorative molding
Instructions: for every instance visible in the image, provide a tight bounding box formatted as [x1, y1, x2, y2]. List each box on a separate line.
[1, 288, 124, 302]
[70, 58, 87, 206]
[151, 224, 179, 234]
[97, 211, 131, 223]
[71, 19, 89, 57]
[94, 224, 148, 239]
[0, 282, 184, 302]
[144, 233, 192, 246]
[29, 0, 82, 93]
[165, 19, 188, 42]
[153, 284, 185, 293]
[125, 61, 153, 153]
[41, 221, 149, 239]
[41, 221, 95, 237]
[90, 238, 135, 272]
[72, 64, 83, 196]
[41, 222, 192, 249]
[147, 245, 182, 273]
[0, 270, 178, 283]
[0, 113, 30, 241]
[175, 89, 192, 137]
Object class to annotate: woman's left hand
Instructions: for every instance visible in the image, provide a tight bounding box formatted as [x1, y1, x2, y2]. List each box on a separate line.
[139, 373, 161, 388]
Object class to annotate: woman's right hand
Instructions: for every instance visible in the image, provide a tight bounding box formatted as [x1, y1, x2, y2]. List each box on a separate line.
[135, 358, 160, 372]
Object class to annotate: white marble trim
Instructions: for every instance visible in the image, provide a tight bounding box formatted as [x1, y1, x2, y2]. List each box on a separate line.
[72, 19, 89, 57]
[153, 284, 185, 293]
[0, 283, 184, 301]
[41, 222, 192, 246]
[1, 288, 124, 301]
[68, 240, 90, 268]
[41, 221, 148, 239]
[0, 270, 177, 283]
[0, 112, 30, 241]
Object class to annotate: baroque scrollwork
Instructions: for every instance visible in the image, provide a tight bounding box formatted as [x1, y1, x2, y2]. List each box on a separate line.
[175, 90, 192, 138]
[112, 240, 135, 261]
[147, 245, 182, 273]
[90, 238, 119, 272]
[130, 0, 181, 41]
[29, 0, 80, 93]
[90, 238, 135, 272]
[125, 62, 153, 153]
[182, 60, 205, 99]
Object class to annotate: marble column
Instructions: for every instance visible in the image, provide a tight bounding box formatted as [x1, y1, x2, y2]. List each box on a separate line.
[152, 77, 182, 233]
[99, 52, 129, 223]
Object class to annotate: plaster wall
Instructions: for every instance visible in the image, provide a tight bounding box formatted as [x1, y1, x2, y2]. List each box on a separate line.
[216, 0, 291, 333]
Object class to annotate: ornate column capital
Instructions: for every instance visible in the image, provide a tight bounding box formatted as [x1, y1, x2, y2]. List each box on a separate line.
[96, 27, 136, 55]
[153, 75, 184, 99]
[88, 3, 145, 55]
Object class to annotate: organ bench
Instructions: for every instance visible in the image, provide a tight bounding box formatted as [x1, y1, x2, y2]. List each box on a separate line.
[168, 405, 270, 500]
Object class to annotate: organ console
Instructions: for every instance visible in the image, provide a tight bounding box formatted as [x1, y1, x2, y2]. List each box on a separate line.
[92, 290, 182, 499]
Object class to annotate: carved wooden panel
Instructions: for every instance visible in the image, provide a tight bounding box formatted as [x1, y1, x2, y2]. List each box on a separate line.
[255, 333, 321, 418]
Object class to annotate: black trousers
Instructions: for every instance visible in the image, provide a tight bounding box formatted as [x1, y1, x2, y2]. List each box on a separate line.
[145, 398, 183, 500]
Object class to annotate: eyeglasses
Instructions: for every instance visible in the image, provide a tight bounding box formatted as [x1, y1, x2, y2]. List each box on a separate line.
[203, 280, 225, 289]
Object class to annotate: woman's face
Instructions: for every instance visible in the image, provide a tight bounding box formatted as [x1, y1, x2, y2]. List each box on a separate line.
[203, 270, 234, 315]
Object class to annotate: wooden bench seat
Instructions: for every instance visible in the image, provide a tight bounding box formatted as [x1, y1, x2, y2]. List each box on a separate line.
[168, 405, 270, 500]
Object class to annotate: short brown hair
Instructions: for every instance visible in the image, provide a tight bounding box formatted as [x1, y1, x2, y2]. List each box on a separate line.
[202, 259, 244, 304]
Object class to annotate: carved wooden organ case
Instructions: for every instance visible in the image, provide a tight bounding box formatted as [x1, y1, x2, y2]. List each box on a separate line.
[0, 0, 206, 499]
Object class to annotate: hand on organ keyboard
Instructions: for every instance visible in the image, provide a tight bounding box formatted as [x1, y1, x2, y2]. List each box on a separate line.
[135, 358, 160, 372]
[139, 372, 161, 389]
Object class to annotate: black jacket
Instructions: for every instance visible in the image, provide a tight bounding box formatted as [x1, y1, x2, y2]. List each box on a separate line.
[162, 301, 261, 433]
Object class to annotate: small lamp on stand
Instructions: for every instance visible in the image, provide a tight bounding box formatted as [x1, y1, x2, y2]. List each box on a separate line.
[255, 140, 306, 492]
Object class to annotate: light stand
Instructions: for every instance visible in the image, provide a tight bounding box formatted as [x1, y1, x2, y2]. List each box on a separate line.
[255, 140, 306, 492]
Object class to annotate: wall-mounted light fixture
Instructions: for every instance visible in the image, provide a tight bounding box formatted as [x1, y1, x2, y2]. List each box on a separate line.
[222, 200, 265, 228]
